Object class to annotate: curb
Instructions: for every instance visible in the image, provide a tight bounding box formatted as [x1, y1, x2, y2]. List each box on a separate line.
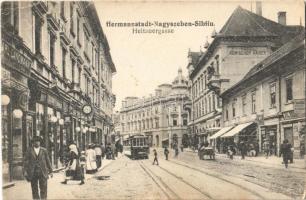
[2, 182, 15, 189]
[215, 154, 306, 170]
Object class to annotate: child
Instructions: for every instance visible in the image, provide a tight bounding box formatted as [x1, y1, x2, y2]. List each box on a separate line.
[152, 149, 159, 165]
[80, 151, 86, 179]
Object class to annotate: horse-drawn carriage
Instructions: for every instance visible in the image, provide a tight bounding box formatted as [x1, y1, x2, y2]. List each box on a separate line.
[198, 146, 215, 160]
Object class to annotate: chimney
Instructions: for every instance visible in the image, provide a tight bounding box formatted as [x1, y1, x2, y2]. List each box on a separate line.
[255, 1, 262, 16]
[278, 11, 286, 25]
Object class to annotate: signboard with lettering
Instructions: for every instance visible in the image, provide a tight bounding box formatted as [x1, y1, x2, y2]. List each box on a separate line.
[228, 47, 267, 56]
[1, 40, 32, 76]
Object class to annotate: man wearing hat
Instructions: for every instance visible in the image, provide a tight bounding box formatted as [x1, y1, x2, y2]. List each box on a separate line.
[23, 136, 53, 200]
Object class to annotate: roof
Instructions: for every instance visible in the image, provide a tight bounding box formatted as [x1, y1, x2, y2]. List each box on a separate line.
[188, 51, 203, 66]
[221, 32, 305, 97]
[84, 2, 117, 73]
[190, 6, 303, 79]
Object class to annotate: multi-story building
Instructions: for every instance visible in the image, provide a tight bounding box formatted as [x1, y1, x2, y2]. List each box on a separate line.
[120, 69, 190, 148]
[187, 4, 303, 146]
[218, 32, 305, 158]
[1, 1, 116, 183]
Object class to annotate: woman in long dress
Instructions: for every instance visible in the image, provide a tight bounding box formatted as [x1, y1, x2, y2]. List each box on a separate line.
[85, 144, 97, 174]
[61, 144, 85, 185]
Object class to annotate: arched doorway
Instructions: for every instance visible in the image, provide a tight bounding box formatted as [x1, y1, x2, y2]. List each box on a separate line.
[182, 134, 189, 148]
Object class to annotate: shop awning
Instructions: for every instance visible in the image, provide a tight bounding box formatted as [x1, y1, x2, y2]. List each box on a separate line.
[162, 138, 169, 142]
[221, 122, 254, 138]
[210, 126, 234, 140]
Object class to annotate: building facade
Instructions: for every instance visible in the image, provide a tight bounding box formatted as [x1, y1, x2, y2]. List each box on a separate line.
[119, 69, 190, 148]
[187, 5, 303, 147]
[1, 1, 116, 183]
[219, 33, 305, 158]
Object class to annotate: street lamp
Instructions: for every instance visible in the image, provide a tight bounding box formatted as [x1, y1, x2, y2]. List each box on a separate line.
[1, 95, 10, 106]
[13, 109, 23, 118]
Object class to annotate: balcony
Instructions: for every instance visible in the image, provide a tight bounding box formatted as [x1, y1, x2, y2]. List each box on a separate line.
[59, 23, 70, 45]
[46, 13, 60, 31]
[32, 2, 48, 15]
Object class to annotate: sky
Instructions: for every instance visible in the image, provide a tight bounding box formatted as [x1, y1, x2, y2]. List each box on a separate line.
[94, 0, 304, 111]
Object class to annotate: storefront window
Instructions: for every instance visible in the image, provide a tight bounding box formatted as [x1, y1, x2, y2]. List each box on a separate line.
[36, 103, 44, 137]
[2, 107, 9, 183]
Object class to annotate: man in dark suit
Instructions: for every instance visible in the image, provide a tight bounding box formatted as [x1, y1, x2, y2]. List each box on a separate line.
[23, 136, 53, 200]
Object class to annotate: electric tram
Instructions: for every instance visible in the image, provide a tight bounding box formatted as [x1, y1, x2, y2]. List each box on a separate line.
[123, 134, 149, 159]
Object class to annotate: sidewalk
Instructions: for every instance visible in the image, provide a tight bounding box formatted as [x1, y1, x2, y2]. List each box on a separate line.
[2, 155, 122, 200]
[184, 148, 306, 172]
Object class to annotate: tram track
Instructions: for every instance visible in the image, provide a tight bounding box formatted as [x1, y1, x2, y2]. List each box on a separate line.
[139, 160, 212, 199]
[138, 161, 181, 200]
[168, 159, 267, 199]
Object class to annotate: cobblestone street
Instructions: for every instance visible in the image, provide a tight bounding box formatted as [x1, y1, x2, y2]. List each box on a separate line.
[4, 151, 304, 199]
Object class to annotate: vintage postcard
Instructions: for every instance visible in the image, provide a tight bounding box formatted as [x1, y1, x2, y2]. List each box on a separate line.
[1, 0, 305, 199]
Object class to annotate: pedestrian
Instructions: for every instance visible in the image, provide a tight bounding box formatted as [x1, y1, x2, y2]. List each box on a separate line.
[174, 146, 179, 157]
[79, 151, 86, 179]
[94, 144, 102, 169]
[85, 144, 97, 174]
[61, 144, 84, 185]
[164, 147, 169, 160]
[152, 149, 159, 165]
[263, 139, 270, 159]
[227, 145, 234, 159]
[280, 139, 292, 168]
[239, 141, 247, 160]
[111, 143, 116, 159]
[106, 143, 112, 160]
[254, 140, 259, 157]
[180, 144, 184, 152]
[23, 136, 53, 200]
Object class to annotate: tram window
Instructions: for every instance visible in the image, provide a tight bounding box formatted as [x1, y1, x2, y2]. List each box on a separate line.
[139, 138, 143, 146]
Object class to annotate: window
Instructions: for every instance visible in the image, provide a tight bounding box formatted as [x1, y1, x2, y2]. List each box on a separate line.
[204, 74, 207, 89]
[84, 31, 89, 56]
[183, 119, 188, 126]
[208, 95, 211, 113]
[232, 99, 236, 117]
[225, 109, 229, 121]
[242, 95, 246, 115]
[71, 59, 76, 83]
[70, 3, 74, 35]
[2, 2, 19, 33]
[77, 64, 81, 84]
[49, 33, 56, 67]
[173, 119, 177, 126]
[270, 83, 276, 107]
[215, 55, 219, 74]
[285, 78, 293, 102]
[251, 92, 256, 113]
[62, 47, 66, 78]
[200, 75, 203, 92]
[77, 15, 80, 45]
[34, 14, 42, 54]
[60, 2, 66, 20]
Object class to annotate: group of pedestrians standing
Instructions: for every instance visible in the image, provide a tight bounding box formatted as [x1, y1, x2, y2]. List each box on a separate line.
[23, 136, 122, 200]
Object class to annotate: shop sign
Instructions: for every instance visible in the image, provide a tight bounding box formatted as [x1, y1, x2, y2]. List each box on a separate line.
[1, 40, 32, 76]
[229, 47, 267, 56]
[48, 95, 62, 110]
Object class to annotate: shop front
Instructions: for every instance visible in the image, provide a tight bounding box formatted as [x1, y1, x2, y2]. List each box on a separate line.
[1, 35, 33, 182]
